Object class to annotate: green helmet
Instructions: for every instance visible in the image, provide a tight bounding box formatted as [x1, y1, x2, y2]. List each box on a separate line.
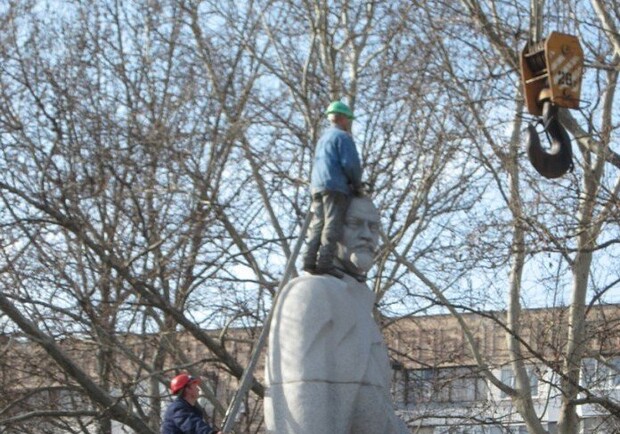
[325, 101, 354, 119]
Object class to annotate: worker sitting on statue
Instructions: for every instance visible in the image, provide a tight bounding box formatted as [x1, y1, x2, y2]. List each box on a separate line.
[302, 100, 363, 278]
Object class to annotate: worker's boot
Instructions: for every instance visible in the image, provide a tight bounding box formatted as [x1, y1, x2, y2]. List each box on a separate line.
[301, 248, 318, 274]
[302, 262, 318, 274]
[315, 246, 343, 278]
[319, 266, 344, 279]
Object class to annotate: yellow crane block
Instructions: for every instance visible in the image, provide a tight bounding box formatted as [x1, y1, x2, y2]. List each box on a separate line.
[520, 32, 584, 116]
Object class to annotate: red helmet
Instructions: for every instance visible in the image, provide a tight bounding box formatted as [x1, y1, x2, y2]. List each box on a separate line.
[170, 373, 200, 395]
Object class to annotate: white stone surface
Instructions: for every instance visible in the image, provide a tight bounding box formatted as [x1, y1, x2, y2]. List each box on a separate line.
[265, 273, 408, 434]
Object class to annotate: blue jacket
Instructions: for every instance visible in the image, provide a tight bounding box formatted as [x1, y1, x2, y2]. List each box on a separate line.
[161, 397, 216, 434]
[310, 126, 362, 195]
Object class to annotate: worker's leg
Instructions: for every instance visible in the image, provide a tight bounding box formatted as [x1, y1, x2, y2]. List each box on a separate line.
[316, 191, 348, 275]
[301, 193, 324, 272]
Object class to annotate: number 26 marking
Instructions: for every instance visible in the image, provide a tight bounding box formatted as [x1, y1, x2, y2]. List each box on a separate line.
[558, 71, 573, 86]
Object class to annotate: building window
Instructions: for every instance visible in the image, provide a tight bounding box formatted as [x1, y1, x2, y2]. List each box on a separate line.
[411, 368, 435, 403]
[392, 366, 487, 406]
[435, 427, 471, 434]
[436, 426, 497, 434]
[500, 367, 513, 398]
[529, 370, 539, 396]
[499, 366, 538, 398]
[581, 357, 620, 391]
[483, 426, 528, 434]
[392, 367, 434, 406]
[581, 416, 620, 434]
[611, 358, 620, 387]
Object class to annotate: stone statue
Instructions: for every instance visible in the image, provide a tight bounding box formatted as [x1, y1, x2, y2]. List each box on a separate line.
[264, 196, 408, 434]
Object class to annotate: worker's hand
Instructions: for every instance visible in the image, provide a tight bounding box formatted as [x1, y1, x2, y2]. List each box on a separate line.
[352, 181, 372, 196]
[351, 184, 363, 197]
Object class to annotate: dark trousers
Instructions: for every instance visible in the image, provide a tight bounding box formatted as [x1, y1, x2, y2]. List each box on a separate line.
[302, 191, 349, 270]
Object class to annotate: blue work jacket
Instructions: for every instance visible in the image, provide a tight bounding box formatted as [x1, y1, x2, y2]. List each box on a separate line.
[161, 397, 216, 434]
[310, 126, 362, 195]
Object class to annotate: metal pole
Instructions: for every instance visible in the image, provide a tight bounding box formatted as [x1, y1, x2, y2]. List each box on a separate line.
[220, 211, 312, 433]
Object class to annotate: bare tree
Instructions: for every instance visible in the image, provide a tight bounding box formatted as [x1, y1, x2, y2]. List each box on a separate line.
[381, 0, 620, 432]
[0, 0, 270, 432]
[0, 0, 619, 433]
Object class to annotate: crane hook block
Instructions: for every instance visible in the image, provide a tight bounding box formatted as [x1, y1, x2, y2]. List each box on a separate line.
[520, 32, 584, 116]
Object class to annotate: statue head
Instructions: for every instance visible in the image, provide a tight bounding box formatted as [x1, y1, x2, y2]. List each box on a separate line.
[334, 196, 381, 277]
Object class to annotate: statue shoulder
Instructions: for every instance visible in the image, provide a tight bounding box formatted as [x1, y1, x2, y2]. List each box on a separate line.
[286, 274, 346, 294]
[276, 275, 347, 310]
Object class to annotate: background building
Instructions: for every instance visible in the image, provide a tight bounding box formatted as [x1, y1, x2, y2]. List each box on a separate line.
[385, 305, 620, 433]
[1, 304, 619, 433]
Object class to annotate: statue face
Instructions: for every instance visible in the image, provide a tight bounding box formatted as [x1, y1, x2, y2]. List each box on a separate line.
[336, 197, 381, 275]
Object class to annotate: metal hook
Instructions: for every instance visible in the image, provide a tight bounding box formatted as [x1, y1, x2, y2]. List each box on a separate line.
[526, 99, 574, 179]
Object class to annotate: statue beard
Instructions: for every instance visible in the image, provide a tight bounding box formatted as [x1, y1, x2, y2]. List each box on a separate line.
[350, 251, 374, 274]
[336, 245, 374, 275]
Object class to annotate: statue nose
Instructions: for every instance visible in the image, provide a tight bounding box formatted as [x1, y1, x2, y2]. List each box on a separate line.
[359, 222, 373, 239]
